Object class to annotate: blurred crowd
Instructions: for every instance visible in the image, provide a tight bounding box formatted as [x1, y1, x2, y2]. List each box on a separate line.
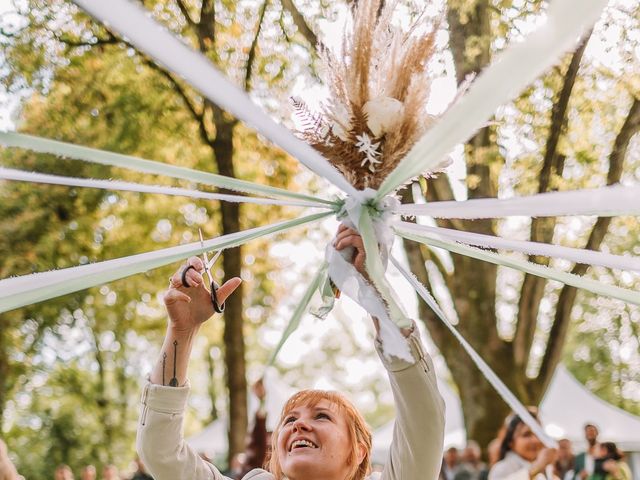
[438, 416, 632, 480]
[0, 444, 153, 480]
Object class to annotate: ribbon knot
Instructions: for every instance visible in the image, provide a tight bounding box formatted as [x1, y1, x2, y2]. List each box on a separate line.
[315, 189, 413, 361]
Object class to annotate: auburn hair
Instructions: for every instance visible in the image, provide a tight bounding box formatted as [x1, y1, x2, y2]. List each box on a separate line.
[267, 389, 372, 480]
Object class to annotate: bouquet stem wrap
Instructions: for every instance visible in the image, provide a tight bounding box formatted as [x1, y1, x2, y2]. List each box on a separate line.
[322, 190, 413, 361]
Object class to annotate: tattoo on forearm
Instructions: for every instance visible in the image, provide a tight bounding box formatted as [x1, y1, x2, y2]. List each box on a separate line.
[169, 340, 179, 387]
[162, 352, 167, 386]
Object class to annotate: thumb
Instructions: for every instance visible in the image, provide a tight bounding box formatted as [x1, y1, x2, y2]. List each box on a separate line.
[216, 277, 242, 304]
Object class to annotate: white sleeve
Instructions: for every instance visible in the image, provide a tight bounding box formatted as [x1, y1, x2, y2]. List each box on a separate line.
[136, 382, 230, 480]
[378, 328, 446, 480]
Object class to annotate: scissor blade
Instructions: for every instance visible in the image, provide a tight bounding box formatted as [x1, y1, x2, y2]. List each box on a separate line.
[199, 229, 211, 268]
[206, 250, 222, 270]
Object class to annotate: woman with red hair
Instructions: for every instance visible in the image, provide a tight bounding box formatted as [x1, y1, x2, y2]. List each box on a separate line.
[137, 227, 445, 480]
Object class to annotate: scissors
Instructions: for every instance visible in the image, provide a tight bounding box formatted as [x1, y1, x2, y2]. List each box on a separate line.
[180, 229, 225, 313]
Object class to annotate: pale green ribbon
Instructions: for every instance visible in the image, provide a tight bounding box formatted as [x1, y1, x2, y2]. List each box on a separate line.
[394, 227, 640, 306]
[0, 132, 334, 206]
[358, 208, 411, 328]
[0, 166, 333, 209]
[266, 262, 328, 367]
[71, 0, 363, 202]
[0, 211, 331, 314]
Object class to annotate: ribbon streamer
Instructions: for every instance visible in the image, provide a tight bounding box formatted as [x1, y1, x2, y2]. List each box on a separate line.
[71, 0, 363, 202]
[0, 132, 332, 205]
[0, 211, 331, 314]
[376, 0, 608, 199]
[395, 227, 640, 305]
[396, 184, 640, 219]
[390, 256, 558, 449]
[393, 221, 640, 272]
[0, 167, 331, 209]
[266, 262, 328, 367]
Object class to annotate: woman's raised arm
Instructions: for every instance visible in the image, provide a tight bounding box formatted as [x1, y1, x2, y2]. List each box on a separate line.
[137, 257, 241, 480]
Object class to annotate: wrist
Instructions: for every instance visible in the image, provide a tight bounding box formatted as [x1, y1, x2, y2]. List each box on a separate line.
[529, 464, 543, 478]
[167, 323, 200, 339]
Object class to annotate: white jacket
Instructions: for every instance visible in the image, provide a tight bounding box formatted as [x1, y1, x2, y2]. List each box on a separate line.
[137, 329, 445, 480]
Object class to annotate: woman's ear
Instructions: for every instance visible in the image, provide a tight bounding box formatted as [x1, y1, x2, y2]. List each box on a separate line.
[356, 442, 367, 465]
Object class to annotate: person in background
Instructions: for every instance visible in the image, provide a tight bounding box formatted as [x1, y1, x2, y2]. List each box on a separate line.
[54, 465, 74, 480]
[440, 447, 461, 480]
[130, 458, 153, 480]
[555, 439, 575, 480]
[455, 441, 485, 480]
[488, 410, 557, 480]
[80, 466, 96, 480]
[102, 465, 119, 480]
[0, 440, 21, 480]
[574, 424, 600, 480]
[235, 379, 269, 478]
[593, 442, 631, 480]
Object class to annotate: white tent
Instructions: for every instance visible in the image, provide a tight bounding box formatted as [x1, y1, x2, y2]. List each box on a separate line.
[186, 370, 295, 459]
[541, 365, 640, 451]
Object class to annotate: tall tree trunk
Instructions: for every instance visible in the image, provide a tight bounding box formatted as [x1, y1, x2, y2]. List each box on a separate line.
[423, 0, 512, 447]
[213, 117, 248, 462]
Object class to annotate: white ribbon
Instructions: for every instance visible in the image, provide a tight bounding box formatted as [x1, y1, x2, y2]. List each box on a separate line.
[394, 221, 640, 272]
[0, 211, 331, 314]
[71, 0, 363, 202]
[396, 184, 640, 219]
[0, 132, 331, 205]
[0, 167, 331, 209]
[395, 227, 640, 305]
[376, 0, 608, 199]
[391, 256, 558, 449]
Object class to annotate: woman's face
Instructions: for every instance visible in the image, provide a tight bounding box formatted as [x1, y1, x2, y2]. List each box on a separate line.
[276, 399, 360, 480]
[510, 423, 543, 462]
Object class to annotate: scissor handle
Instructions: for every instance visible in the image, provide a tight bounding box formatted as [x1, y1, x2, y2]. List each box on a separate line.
[210, 282, 225, 314]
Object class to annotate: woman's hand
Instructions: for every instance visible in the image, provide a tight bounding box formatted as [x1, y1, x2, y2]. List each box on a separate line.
[529, 448, 557, 477]
[166, 256, 241, 332]
[334, 224, 366, 275]
[334, 224, 414, 337]
[603, 460, 620, 475]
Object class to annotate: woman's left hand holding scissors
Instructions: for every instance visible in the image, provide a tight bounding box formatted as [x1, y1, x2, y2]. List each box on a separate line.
[166, 256, 242, 333]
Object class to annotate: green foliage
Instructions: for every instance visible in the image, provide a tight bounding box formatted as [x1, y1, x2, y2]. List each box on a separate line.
[563, 214, 640, 416]
[0, 0, 319, 476]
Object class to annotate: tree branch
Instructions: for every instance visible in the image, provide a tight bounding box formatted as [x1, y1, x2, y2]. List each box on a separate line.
[513, 32, 591, 369]
[56, 31, 119, 49]
[533, 96, 640, 398]
[140, 56, 203, 124]
[280, 0, 320, 49]
[175, 0, 196, 27]
[244, 0, 269, 91]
